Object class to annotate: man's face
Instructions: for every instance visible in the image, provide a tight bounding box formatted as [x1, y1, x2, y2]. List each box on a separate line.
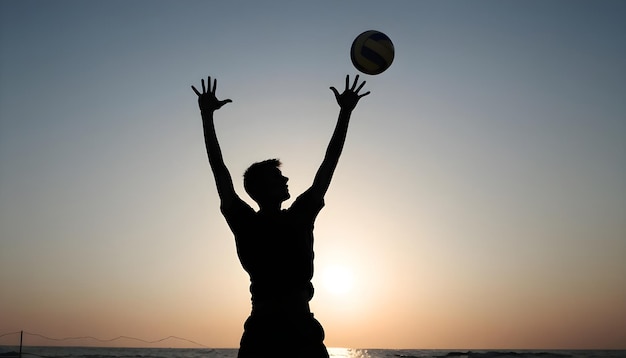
[264, 167, 290, 202]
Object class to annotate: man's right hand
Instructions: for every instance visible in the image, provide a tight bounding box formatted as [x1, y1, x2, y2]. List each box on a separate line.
[191, 76, 232, 114]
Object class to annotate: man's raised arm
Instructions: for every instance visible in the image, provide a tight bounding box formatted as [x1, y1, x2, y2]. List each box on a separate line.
[192, 76, 237, 208]
[309, 75, 370, 199]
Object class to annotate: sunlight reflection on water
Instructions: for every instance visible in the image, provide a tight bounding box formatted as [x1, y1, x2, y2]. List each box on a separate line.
[328, 347, 372, 358]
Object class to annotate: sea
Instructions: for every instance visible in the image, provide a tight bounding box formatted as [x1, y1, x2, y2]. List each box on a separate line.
[0, 347, 624, 358]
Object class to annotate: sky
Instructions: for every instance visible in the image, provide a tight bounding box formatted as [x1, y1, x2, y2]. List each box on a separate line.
[1, 0, 625, 350]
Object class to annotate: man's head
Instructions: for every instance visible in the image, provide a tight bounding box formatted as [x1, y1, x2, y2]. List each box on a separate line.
[244, 159, 290, 206]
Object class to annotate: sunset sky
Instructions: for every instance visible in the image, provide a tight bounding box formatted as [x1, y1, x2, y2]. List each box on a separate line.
[1, 0, 625, 350]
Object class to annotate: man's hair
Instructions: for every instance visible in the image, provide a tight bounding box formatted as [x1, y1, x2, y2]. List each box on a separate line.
[243, 159, 282, 202]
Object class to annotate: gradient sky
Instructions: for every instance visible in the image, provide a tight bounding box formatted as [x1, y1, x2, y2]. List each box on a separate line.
[1, 0, 625, 350]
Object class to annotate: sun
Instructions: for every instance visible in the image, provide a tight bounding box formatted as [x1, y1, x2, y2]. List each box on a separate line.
[321, 265, 354, 295]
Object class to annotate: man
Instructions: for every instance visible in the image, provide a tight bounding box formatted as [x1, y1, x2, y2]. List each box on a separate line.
[191, 75, 369, 357]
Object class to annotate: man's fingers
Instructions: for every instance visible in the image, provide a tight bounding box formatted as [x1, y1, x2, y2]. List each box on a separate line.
[351, 75, 360, 90]
[359, 91, 371, 98]
[191, 85, 201, 96]
[356, 80, 366, 93]
[330, 86, 340, 98]
[212, 78, 217, 94]
[345, 75, 349, 90]
[201, 78, 206, 93]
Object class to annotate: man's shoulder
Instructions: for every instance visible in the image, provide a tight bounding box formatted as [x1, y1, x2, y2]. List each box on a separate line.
[293, 188, 325, 205]
[221, 197, 255, 219]
[288, 189, 325, 219]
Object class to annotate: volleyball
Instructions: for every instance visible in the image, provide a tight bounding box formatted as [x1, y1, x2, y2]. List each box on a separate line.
[350, 30, 395, 75]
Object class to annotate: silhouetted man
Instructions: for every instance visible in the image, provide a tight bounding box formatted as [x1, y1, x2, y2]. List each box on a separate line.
[192, 75, 369, 358]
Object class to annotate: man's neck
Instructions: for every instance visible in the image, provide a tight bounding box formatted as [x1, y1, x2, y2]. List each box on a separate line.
[258, 203, 282, 214]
